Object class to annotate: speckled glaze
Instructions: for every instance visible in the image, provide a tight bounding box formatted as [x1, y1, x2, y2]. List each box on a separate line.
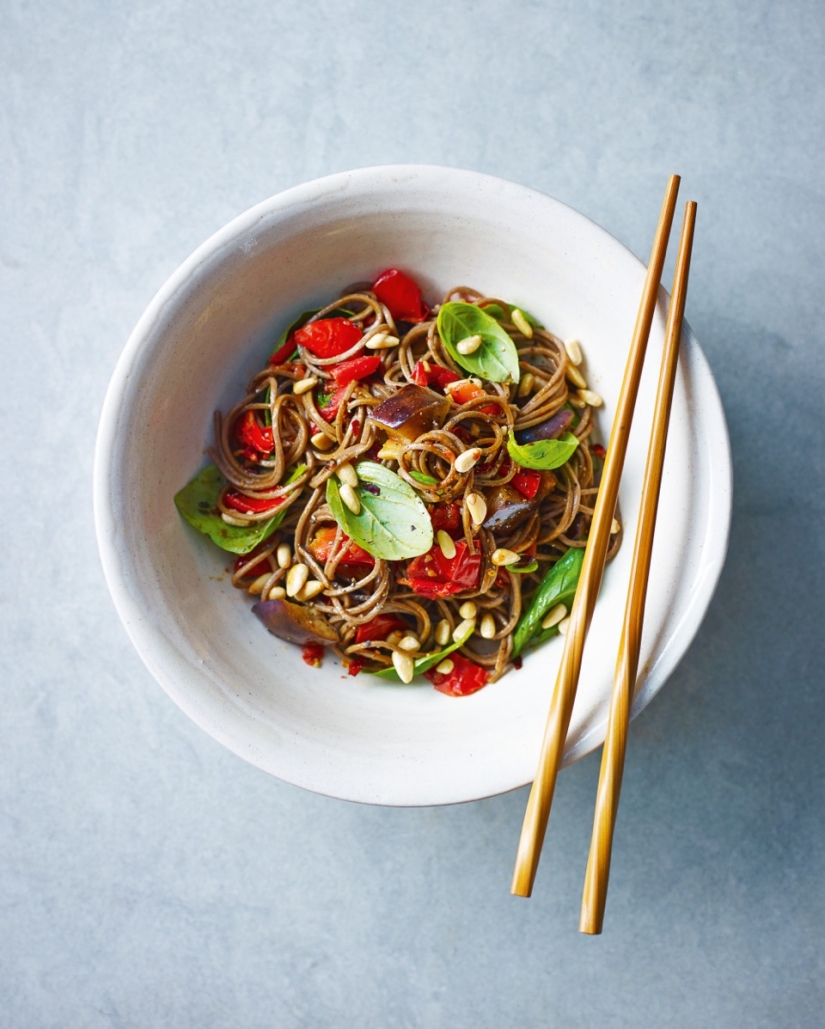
[93, 166, 731, 806]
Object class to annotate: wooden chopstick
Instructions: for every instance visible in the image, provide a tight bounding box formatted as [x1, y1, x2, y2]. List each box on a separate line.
[510, 175, 681, 899]
[579, 200, 697, 934]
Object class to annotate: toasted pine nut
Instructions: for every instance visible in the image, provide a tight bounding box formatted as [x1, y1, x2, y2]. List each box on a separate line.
[298, 580, 325, 602]
[386, 630, 404, 646]
[491, 548, 520, 566]
[564, 338, 583, 365]
[337, 462, 358, 487]
[311, 431, 334, 450]
[458, 601, 477, 620]
[437, 530, 456, 559]
[221, 512, 251, 526]
[456, 334, 482, 356]
[276, 543, 292, 569]
[286, 562, 309, 597]
[434, 619, 452, 647]
[266, 586, 286, 601]
[611, 518, 621, 535]
[392, 650, 415, 683]
[517, 372, 535, 398]
[453, 618, 476, 641]
[578, 388, 603, 407]
[435, 659, 454, 675]
[541, 603, 567, 630]
[293, 376, 318, 395]
[558, 617, 571, 636]
[568, 395, 586, 409]
[566, 364, 587, 389]
[479, 613, 496, 639]
[340, 483, 361, 515]
[248, 574, 271, 595]
[466, 492, 487, 526]
[365, 332, 400, 350]
[377, 441, 402, 461]
[455, 447, 481, 474]
[398, 635, 420, 652]
[511, 308, 533, 338]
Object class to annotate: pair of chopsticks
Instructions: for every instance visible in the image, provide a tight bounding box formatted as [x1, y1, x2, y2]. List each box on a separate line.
[510, 175, 697, 934]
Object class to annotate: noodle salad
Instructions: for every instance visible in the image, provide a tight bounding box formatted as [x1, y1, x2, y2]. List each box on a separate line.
[175, 269, 620, 696]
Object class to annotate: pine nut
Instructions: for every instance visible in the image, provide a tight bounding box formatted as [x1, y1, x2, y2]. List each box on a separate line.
[435, 659, 454, 675]
[466, 492, 487, 526]
[453, 618, 476, 641]
[398, 635, 420, 652]
[434, 619, 452, 647]
[458, 601, 477, 620]
[517, 372, 535, 398]
[266, 586, 286, 601]
[377, 441, 402, 461]
[293, 377, 318, 395]
[365, 332, 400, 350]
[248, 574, 271, 595]
[386, 630, 404, 646]
[491, 548, 520, 566]
[340, 482, 361, 515]
[611, 518, 621, 535]
[221, 512, 251, 526]
[337, 462, 358, 487]
[568, 395, 586, 409]
[578, 388, 603, 408]
[564, 338, 583, 365]
[456, 334, 482, 356]
[566, 364, 587, 389]
[286, 563, 309, 597]
[392, 650, 415, 683]
[511, 308, 533, 338]
[479, 613, 496, 639]
[311, 431, 334, 450]
[558, 617, 571, 636]
[541, 603, 567, 630]
[437, 530, 456, 559]
[455, 447, 481, 474]
[297, 580, 325, 602]
[276, 543, 292, 569]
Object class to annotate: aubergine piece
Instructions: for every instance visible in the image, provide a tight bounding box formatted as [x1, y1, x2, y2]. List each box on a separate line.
[370, 385, 451, 443]
[482, 485, 538, 533]
[514, 408, 574, 445]
[253, 598, 339, 646]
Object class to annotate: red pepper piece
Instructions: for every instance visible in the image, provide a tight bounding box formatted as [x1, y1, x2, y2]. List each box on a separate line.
[330, 354, 381, 386]
[354, 613, 409, 646]
[347, 656, 366, 677]
[269, 337, 298, 366]
[399, 539, 481, 598]
[372, 268, 429, 323]
[302, 642, 324, 668]
[234, 410, 274, 456]
[308, 526, 375, 576]
[511, 466, 542, 499]
[411, 360, 460, 391]
[224, 491, 284, 515]
[233, 548, 271, 578]
[447, 379, 500, 417]
[318, 384, 350, 422]
[426, 653, 490, 697]
[592, 443, 606, 458]
[429, 502, 462, 534]
[294, 318, 363, 359]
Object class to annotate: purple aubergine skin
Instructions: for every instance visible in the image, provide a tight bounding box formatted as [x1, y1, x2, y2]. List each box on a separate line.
[253, 598, 339, 645]
[482, 485, 538, 533]
[514, 408, 574, 445]
[370, 385, 451, 443]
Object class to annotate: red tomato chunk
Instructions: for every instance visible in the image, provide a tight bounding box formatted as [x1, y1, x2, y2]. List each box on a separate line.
[372, 269, 430, 323]
[308, 527, 374, 575]
[224, 491, 284, 515]
[354, 614, 409, 645]
[426, 654, 490, 696]
[302, 642, 324, 668]
[234, 410, 274, 457]
[330, 355, 381, 386]
[294, 318, 363, 359]
[399, 539, 481, 598]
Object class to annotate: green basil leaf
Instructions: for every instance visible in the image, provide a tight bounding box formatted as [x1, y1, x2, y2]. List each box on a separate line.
[480, 302, 508, 322]
[506, 430, 579, 470]
[408, 470, 439, 486]
[174, 464, 305, 555]
[511, 547, 584, 657]
[325, 461, 433, 561]
[436, 301, 520, 383]
[373, 621, 475, 681]
[508, 559, 539, 574]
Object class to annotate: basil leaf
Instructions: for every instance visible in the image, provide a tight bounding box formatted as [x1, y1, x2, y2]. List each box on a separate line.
[436, 302, 520, 383]
[325, 461, 433, 561]
[373, 621, 475, 681]
[506, 430, 579, 470]
[508, 559, 538, 574]
[480, 302, 508, 322]
[511, 547, 584, 657]
[174, 464, 305, 555]
[408, 470, 439, 486]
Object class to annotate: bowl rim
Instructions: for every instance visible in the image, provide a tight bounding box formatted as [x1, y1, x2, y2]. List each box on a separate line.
[94, 164, 732, 805]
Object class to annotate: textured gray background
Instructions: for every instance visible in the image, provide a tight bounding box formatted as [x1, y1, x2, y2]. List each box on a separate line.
[2, 1, 823, 1026]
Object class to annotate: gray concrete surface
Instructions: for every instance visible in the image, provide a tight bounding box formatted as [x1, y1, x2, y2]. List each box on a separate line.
[2, 1, 823, 1026]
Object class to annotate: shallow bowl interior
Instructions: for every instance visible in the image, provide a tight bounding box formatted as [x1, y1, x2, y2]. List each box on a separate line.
[94, 166, 731, 805]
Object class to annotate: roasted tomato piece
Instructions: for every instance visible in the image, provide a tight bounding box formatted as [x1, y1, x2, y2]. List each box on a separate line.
[354, 613, 409, 646]
[233, 548, 272, 578]
[447, 379, 500, 417]
[411, 360, 461, 391]
[429, 502, 462, 534]
[224, 490, 284, 515]
[330, 355, 381, 386]
[426, 653, 490, 697]
[294, 317, 363, 359]
[511, 466, 542, 499]
[302, 642, 325, 668]
[308, 526, 374, 575]
[347, 656, 367, 677]
[371, 385, 451, 443]
[399, 539, 481, 598]
[372, 268, 429, 323]
[317, 384, 350, 422]
[234, 410, 274, 456]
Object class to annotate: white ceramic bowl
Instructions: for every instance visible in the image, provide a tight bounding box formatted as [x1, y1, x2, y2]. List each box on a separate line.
[94, 165, 731, 806]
